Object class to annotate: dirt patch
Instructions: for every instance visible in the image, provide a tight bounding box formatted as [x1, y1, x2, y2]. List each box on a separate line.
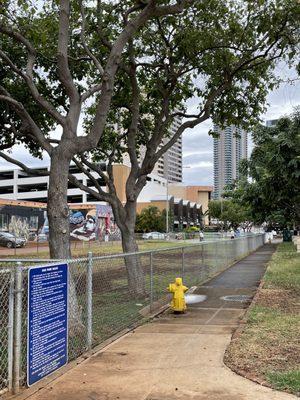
[256, 289, 300, 314]
[147, 390, 245, 400]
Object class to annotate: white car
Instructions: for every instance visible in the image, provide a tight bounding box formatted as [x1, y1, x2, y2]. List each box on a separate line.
[142, 232, 165, 240]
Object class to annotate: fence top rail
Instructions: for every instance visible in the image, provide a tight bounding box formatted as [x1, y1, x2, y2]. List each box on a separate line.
[0, 234, 264, 268]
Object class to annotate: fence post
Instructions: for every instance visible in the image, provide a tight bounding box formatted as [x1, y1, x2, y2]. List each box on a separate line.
[181, 247, 185, 278]
[150, 252, 153, 312]
[12, 262, 23, 394]
[87, 252, 93, 351]
[7, 270, 15, 392]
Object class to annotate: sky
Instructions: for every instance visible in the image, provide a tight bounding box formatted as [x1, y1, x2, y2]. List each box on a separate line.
[1, 67, 299, 186]
[182, 68, 300, 186]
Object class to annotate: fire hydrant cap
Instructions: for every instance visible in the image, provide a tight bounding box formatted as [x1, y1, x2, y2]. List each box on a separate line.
[175, 277, 182, 285]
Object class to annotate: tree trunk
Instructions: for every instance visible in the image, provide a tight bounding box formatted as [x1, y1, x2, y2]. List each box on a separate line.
[47, 149, 83, 331]
[121, 227, 147, 299]
[48, 149, 71, 259]
[113, 200, 146, 299]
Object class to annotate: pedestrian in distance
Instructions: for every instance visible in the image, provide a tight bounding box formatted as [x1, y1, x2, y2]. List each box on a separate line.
[199, 230, 204, 242]
[230, 229, 235, 239]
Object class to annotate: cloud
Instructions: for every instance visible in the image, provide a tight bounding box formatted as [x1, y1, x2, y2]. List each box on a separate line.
[182, 65, 300, 186]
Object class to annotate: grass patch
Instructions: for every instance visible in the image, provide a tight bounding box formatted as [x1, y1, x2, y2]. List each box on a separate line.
[225, 242, 300, 396]
[264, 243, 300, 292]
[1, 239, 199, 261]
[267, 370, 300, 394]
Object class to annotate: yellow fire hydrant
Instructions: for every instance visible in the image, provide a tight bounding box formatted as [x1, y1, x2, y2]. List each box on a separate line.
[167, 277, 188, 313]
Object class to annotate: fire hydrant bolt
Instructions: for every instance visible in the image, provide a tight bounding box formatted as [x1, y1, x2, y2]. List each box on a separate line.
[167, 277, 188, 313]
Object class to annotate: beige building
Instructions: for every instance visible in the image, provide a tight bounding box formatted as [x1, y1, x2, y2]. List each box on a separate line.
[136, 183, 213, 228]
[168, 184, 213, 225]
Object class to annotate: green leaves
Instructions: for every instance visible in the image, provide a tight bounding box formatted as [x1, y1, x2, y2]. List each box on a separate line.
[208, 199, 251, 229]
[135, 206, 165, 232]
[227, 111, 300, 228]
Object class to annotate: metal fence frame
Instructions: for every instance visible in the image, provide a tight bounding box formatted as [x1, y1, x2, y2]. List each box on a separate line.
[0, 233, 265, 395]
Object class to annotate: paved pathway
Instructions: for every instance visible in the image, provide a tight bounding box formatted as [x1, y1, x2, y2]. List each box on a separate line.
[19, 244, 296, 400]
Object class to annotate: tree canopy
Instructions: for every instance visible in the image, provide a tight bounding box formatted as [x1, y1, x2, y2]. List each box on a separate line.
[208, 199, 252, 230]
[135, 206, 165, 233]
[225, 111, 300, 228]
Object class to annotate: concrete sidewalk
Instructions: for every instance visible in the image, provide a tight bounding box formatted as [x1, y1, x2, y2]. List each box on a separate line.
[19, 244, 296, 400]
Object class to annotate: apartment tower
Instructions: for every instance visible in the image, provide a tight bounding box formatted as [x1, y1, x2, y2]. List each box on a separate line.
[213, 125, 248, 199]
[123, 114, 183, 183]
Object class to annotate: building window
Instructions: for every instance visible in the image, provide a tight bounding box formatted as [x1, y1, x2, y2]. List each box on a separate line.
[0, 171, 14, 180]
[0, 186, 14, 195]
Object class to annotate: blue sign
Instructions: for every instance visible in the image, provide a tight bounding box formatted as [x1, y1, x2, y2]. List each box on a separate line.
[27, 263, 68, 386]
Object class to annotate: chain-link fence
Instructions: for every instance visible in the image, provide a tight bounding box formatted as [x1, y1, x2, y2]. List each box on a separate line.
[0, 269, 14, 394]
[0, 234, 265, 394]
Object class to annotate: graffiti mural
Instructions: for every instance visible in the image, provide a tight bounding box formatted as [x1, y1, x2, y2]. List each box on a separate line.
[9, 216, 30, 240]
[0, 204, 45, 241]
[70, 205, 120, 242]
[70, 210, 96, 242]
[95, 205, 121, 241]
[0, 202, 121, 243]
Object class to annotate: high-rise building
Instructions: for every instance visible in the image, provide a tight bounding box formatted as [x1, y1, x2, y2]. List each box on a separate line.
[154, 136, 182, 183]
[123, 114, 183, 183]
[158, 115, 183, 182]
[213, 125, 248, 199]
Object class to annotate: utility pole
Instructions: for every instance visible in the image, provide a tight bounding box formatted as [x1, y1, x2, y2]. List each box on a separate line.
[221, 195, 223, 237]
[166, 178, 169, 234]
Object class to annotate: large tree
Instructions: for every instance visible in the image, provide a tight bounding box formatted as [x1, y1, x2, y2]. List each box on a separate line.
[0, 0, 197, 259]
[208, 199, 252, 230]
[0, 1, 299, 294]
[227, 112, 300, 228]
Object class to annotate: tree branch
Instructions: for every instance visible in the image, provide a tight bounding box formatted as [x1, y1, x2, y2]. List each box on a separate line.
[0, 88, 53, 154]
[0, 151, 50, 176]
[57, 0, 80, 103]
[0, 25, 65, 125]
[79, 0, 197, 152]
[80, 0, 104, 76]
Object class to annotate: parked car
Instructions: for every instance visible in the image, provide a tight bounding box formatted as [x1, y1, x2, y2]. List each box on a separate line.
[37, 233, 48, 242]
[142, 232, 165, 240]
[0, 232, 26, 248]
[28, 232, 37, 241]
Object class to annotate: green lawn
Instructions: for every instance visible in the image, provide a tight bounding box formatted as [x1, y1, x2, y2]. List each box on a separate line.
[225, 242, 300, 396]
[1, 239, 199, 261]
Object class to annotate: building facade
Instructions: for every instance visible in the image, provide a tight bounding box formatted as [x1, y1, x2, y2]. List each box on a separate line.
[0, 162, 212, 231]
[0, 164, 168, 205]
[155, 115, 183, 182]
[123, 115, 183, 183]
[213, 125, 248, 199]
[136, 185, 213, 229]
